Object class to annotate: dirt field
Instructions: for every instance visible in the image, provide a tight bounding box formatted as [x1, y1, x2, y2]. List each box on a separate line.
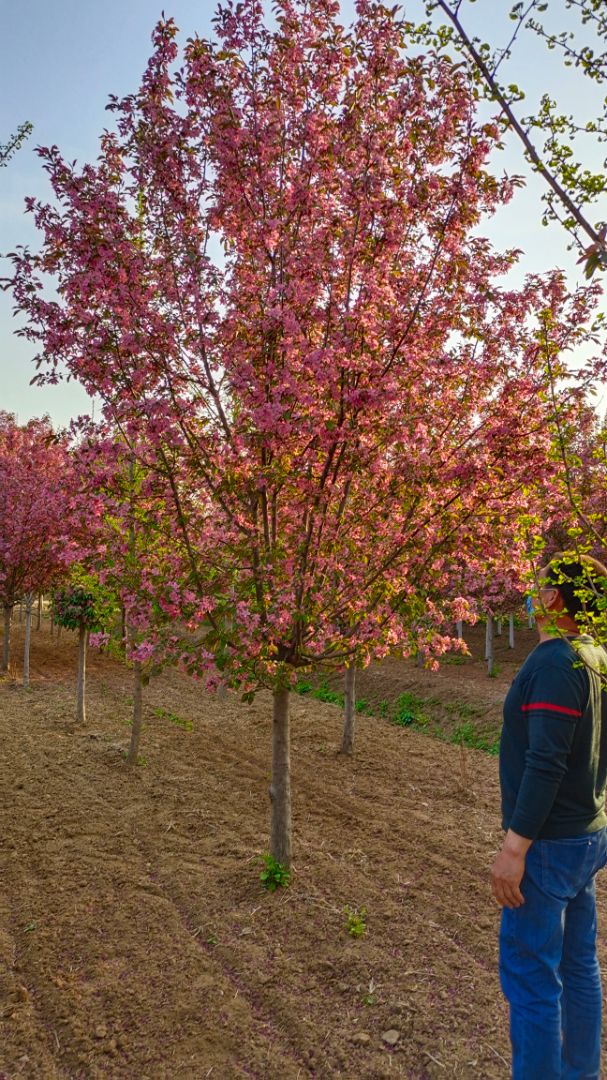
[1, 619, 606, 1079]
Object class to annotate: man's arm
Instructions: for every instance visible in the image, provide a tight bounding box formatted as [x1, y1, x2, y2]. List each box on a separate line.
[491, 829, 532, 909]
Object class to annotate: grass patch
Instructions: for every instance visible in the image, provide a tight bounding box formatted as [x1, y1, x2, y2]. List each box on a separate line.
[453, 721, 500, 755]
[154, 706, 193, 732]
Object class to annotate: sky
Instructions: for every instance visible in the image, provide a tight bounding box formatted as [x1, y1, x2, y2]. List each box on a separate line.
[1, 0, 605, 429]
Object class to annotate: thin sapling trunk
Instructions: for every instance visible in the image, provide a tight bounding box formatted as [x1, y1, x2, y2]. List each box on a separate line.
[36, 594, 42, 631]
[126, 660, 144, 766]
[341, 664, 357, 755]
[509, 613, 515, 650]
[23, 593, 34, 688]
[270, 687, 292, 868]
[485, 614, 494, 676]
[76, 623, 88, 723]
[2, 603, 13, 672]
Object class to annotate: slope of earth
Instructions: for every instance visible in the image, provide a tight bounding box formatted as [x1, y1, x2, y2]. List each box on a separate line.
[306, 620, 540, 751]
[0, 621, 604, 1080]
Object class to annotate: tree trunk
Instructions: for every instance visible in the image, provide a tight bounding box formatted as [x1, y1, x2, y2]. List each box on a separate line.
[340, 664, 356, 755]
[485, 614, 494, 676]
[508, 613, 515, 650]
[496, 618, 502, 636]
[126, 661, 143, 766]
[2, 603, 13, 672]
[269, 688, 292, 868]
[76, 623, 88, 723]
[528, 609, 534, 629]
[36, 594, 42, 631]
[456, 620, 463, 639]
[23, 593, 34, 688]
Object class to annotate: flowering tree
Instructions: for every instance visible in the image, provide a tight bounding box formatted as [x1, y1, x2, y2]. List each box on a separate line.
[0, 412, 70, 681]
[70, 429, 193, 763]
[9, 0, 600, 865]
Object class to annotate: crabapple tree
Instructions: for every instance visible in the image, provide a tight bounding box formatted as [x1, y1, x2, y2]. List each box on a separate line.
[0, 412, 70, 682]
[9, 0, 602, 864]
[70, 429, 194, 763]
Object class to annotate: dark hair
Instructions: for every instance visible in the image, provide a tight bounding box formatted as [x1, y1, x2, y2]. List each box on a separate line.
[544, 553, 607, 620]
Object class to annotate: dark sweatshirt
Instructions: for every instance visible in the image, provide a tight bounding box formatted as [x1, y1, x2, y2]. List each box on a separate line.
[500, 635, 607, 840]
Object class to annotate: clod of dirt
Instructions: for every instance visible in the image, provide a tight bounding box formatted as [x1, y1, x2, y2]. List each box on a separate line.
[350, 1032, 371, 1045]
[94, 1024, 108, 1039]
[381, 1029, 400, 1046]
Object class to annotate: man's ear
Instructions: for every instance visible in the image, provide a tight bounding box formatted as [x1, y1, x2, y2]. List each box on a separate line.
[546, 587, 564, 611]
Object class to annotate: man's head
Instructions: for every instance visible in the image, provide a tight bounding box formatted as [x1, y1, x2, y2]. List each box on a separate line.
[536, 552, 607, 630]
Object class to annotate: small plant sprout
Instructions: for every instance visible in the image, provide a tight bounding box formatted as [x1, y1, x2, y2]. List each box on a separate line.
[344, 905, 367, 938]
[260, 853, 291, 893]
[154, 706, 193, 731]
[121, 751, 147, 766]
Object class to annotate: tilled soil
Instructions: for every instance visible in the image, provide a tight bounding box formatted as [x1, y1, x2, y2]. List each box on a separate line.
[1, 621, 606, 1079]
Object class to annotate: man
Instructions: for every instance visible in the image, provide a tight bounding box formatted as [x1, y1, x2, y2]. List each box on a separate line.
[492, 553, 607, 1079]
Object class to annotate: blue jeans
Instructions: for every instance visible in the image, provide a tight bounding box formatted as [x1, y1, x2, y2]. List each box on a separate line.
[500, 827, 607, 1079]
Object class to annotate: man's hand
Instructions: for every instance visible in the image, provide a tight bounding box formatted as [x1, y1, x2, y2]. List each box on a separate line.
[490, 830, 532, 909]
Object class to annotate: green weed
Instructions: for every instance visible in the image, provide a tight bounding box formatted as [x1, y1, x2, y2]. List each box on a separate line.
[314, 681, 344, 706]
[154, 706, 193, 731]
[454, 721, 500, 755]
[121, 751, 148, 766]
[260, 854, 291, 893]
[445, 701, 483, 720]
[344, 905, 367, 939]
[391, 691, 429, 728]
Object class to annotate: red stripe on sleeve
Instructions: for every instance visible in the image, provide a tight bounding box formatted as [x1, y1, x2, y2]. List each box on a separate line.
[521, 702, 582, 717]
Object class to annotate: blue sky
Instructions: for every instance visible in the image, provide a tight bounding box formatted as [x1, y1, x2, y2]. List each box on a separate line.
[1, 0, 604, 427]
